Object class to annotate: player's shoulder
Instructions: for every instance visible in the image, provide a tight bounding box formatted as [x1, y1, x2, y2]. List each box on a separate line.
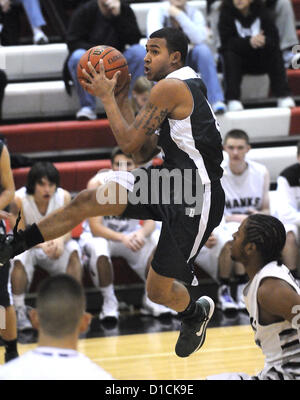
[279, 163, 300, 186]
[247, 159, 268, 175]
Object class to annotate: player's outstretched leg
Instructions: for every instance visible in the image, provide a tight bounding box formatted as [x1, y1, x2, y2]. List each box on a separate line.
[175, 296, 215, 358]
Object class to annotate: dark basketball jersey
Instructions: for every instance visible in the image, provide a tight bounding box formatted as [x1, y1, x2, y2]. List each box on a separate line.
[156, 66, 224, 185]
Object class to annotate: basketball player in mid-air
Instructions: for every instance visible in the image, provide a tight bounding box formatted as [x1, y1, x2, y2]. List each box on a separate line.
[207, 214, 300, 380]
[0, 27, 225, 358]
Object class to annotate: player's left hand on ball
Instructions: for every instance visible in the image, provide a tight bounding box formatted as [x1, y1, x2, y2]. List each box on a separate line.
[82, 60, 118, 99]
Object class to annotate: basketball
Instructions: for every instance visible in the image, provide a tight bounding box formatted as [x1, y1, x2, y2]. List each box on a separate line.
[77, 45, 129, 94]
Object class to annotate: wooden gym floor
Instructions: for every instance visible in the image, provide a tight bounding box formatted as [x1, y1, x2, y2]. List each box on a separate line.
[0, 309, 265, 379]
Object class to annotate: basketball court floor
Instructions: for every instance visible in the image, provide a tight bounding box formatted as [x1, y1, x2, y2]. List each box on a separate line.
[0, 308, 265, 379]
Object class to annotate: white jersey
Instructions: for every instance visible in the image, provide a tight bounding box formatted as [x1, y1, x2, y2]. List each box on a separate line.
[0, 347, 113, 380]
[82, 171, 140, 236]
[16, 186, 65, 226]
[244, 262, 300, 377]
[221, 160, 267, 215]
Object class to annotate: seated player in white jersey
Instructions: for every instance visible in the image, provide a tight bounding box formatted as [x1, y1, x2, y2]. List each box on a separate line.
[274, 140, 300, 284]
[9, 162, 82, 331]
[206, 214, 300, 380]
[0, 274, 113, 380]
[80, 147, 176, 320]
[217, 130, 270, 312]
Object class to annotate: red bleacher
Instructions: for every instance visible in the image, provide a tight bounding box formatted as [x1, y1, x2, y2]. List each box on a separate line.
[0, 120, 116, 153]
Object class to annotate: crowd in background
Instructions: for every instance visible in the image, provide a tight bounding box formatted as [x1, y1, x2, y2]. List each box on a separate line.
[0, 0, 299, 118]
[0, 0, 300, 366]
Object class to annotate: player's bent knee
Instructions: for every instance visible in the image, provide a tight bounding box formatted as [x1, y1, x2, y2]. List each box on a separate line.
[146, 286, 168, 305]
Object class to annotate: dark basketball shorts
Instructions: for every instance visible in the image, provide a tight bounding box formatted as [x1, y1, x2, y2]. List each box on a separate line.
[0, 261, 12, 308]
[121, 166, 225, 285]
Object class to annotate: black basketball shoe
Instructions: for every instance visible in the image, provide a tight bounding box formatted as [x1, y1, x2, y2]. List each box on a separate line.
[175, 296, 215, 358]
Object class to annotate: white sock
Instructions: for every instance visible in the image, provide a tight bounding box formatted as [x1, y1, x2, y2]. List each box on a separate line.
[32, 26, 43, 35]
[100, 284, 115, 298]
[13, 294, 25, 309]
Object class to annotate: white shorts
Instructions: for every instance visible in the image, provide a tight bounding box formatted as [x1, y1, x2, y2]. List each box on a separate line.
[80, 233, 156, 286]
[194, 223, 233, 280]
[13, 239, 81, 288]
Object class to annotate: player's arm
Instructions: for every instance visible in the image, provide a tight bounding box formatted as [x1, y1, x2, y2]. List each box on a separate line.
[59, 190, 72, 243]
[257, 169, 270, 214]
[82, 62, 188, 154]
[87, 178, 125, 242]
[137, 219, 156, 238]
[257, 277, 300, 325]
[0, 145, 15, 211]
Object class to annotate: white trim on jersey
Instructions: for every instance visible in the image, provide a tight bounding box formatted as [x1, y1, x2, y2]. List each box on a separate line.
[165, 67, 219, 271]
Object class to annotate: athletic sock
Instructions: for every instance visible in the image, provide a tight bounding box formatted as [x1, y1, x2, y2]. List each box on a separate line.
[178, 298, 203, 319]
[100, 284, 115, 298]
[13, 294, 25, 309]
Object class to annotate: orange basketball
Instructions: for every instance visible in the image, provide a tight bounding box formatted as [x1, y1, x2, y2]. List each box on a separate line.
[77, 45, 129, 94]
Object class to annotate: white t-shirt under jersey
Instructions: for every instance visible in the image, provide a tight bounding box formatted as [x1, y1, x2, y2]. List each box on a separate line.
[0, 347, 114, 380]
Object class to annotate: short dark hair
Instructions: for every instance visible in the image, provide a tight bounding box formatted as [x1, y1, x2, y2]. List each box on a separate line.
[244, 214, 286, 266]
[149, 27, 188, 64]
[37, 275, 85, 338]
[224, 129, 250, 145]
[110, 146, 133, 163]
[26, 162, 60, 195]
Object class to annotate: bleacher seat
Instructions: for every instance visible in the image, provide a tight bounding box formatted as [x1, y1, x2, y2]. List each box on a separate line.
[2, 43, 68, 81]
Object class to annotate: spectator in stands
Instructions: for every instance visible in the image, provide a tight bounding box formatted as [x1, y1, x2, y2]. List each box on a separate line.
[0, 0, 48, 45]
[0, 138, 18, 363]
[217, 129, 270, 312]
[274, 141, 300, 282]
[218, 0, 295, 111]
[207, 0, 299, 68]
[0, 274, 113, 380]
[9, 162, 82, 332]
[146, 0, 227, 114]
[79, 147, 176, 320]
[65, 0, 145, 121]
[0, 70, 7, 120]
[131, 76, 153, 115]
